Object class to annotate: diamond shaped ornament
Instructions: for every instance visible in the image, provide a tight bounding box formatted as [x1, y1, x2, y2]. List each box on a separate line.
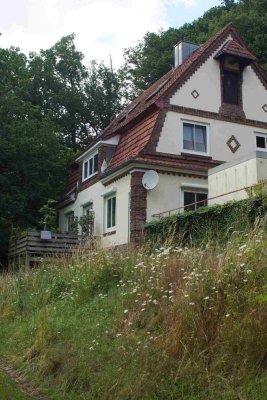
[227, 135, 240, 153]
[262, 104, 267, 113]
[191, 90, 199, 99]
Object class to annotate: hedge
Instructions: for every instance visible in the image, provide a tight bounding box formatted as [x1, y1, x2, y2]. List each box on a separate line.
[145, 196, 267, 245]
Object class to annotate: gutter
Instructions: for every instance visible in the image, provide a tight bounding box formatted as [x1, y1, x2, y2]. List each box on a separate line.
[100, 159, 209, 185]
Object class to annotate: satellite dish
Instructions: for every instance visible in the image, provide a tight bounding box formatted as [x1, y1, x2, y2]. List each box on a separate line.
[142, 170, 159, 190]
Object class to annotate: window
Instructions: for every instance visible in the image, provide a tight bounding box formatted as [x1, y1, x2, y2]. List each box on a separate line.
[223, 70, 239, 104]
[183, 191, 208, 212]
[105, 194, 116, 231]
[83, 153, 98, 181]
[83, 203, 93, 215]
[256, 133, 267, 151]
[66, 211, 75, 233]
[183, 122, 208, 154]
[82, 203, 94, 237]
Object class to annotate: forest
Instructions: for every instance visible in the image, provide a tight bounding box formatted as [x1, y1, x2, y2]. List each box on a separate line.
[0, 0, 267, 261]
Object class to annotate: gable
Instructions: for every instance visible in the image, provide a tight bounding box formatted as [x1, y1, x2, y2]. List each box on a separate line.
[243, 66, 267, 122]
[169, 35, 232, 113]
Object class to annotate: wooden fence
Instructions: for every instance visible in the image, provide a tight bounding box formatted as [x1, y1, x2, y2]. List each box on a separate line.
[8, 231, 80, 269]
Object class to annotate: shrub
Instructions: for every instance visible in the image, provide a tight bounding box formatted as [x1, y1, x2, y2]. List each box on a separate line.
[145, 196, 267, 245]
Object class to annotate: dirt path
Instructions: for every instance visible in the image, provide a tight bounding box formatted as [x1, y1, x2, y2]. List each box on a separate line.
[0, 359, 50, 400]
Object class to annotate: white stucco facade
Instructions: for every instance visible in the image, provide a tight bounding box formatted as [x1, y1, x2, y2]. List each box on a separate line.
[243, 66, 267, 122]
[208, 151, 267, 205]
[156, 111, 267, 162]
[58, 174, 131, 247]
[170, 34, 267, 124]
[147, 173, 208, 219]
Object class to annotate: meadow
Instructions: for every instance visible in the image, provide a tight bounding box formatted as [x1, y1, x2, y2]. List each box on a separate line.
[0, 220, 266, 399]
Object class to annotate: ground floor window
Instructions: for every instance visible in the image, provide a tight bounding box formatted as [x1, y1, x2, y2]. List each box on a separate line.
[183, 191, 208, 211]
[256, 133, 267, 151]
[83, 202, 93, 216]
[81, 203, 94, 237]
[105, 194, 116, 231]
[65, 211, 75, 233]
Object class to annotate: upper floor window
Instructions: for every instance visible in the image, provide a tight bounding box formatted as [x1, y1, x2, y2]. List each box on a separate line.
[182, 122, 208, 155]
[223, 70, 239, 104]
[65, 211, 75, 233]
[256, 133, 267, 151]
[83, 152, 98, 181]
[222, 57, 241, 105]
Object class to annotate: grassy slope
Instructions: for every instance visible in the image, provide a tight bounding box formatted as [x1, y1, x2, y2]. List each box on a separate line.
[0, 370, 29, 400]
[0, 223, 266, 400]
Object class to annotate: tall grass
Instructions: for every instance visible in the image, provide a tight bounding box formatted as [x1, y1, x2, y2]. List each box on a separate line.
[0, 220, 266, 399]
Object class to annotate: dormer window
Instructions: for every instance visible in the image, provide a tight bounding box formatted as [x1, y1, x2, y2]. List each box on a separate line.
[82, 152, 98, 181]
[222, 57, 241, 105]
[214, 40, 256, 119]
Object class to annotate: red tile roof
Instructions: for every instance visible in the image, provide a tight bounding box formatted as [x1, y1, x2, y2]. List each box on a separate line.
[214, 39, 256, 62]
[109, 111, 159, 169]
[100, 23, 247, 141]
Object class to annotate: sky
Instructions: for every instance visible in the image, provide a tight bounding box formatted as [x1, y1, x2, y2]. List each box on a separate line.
[0, 0, 220, 68]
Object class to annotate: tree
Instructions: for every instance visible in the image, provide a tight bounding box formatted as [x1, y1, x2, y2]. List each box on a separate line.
[29, 34, 89, 149]
[121, 0, 266, 95]
[29, 35, 124, 149]
[0, 47, 73, 261]
[84, 60, 125, 137]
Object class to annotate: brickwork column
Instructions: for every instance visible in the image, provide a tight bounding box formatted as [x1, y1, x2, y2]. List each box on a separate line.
[130, 171, 147, 245]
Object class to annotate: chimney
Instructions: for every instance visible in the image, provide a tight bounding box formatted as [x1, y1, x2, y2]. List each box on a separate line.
[174, 40, 200, 68]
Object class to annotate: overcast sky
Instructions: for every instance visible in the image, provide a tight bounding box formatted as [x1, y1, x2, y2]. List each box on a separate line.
[0, 0, 220, 68]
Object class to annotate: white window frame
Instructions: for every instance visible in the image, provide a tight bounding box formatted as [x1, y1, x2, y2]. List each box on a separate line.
[82, 151, 98, 182]
[83, 202, 93, 215]
[181, 120, 210, 156]
[65, 211, 75, 233]
[255, 132, 267, 152]
[104, 193, 116, 233]
[180, 187, 208, 212]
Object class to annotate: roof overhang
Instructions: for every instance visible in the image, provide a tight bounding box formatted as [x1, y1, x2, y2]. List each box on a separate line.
[214, 40, 256, 67]
[75, 136, 120, 162]
[100, 159, 209, 185]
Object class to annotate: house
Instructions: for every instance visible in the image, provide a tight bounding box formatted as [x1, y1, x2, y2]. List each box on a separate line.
[57, 23, 267, 247]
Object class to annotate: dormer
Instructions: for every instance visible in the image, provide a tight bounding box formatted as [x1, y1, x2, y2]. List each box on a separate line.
[76, 135, 120, 184]
[214, 40, 256, 118]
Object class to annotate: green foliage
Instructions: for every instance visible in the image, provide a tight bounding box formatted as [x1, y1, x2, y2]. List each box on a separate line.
[0, 224, 266, 399]
[29, 36, 124, 149]
[0, 37, 124, 259]
[39, 200, 57, 231]
[0, 371, 29, 400]
[145, 197, 267, 244]
[0, 47, 74, 260]
[79, 212, 95, 237]
[121, 0, 267, 94]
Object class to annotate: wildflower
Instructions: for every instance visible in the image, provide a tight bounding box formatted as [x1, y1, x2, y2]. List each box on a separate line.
[189, 302, 195, 306]
[124, 309, 128, 314]
[246, 270, 252, 274]
[184, 294, 189, 298]
[204, 296, 209, 300]
[225, 314, 230, 317]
